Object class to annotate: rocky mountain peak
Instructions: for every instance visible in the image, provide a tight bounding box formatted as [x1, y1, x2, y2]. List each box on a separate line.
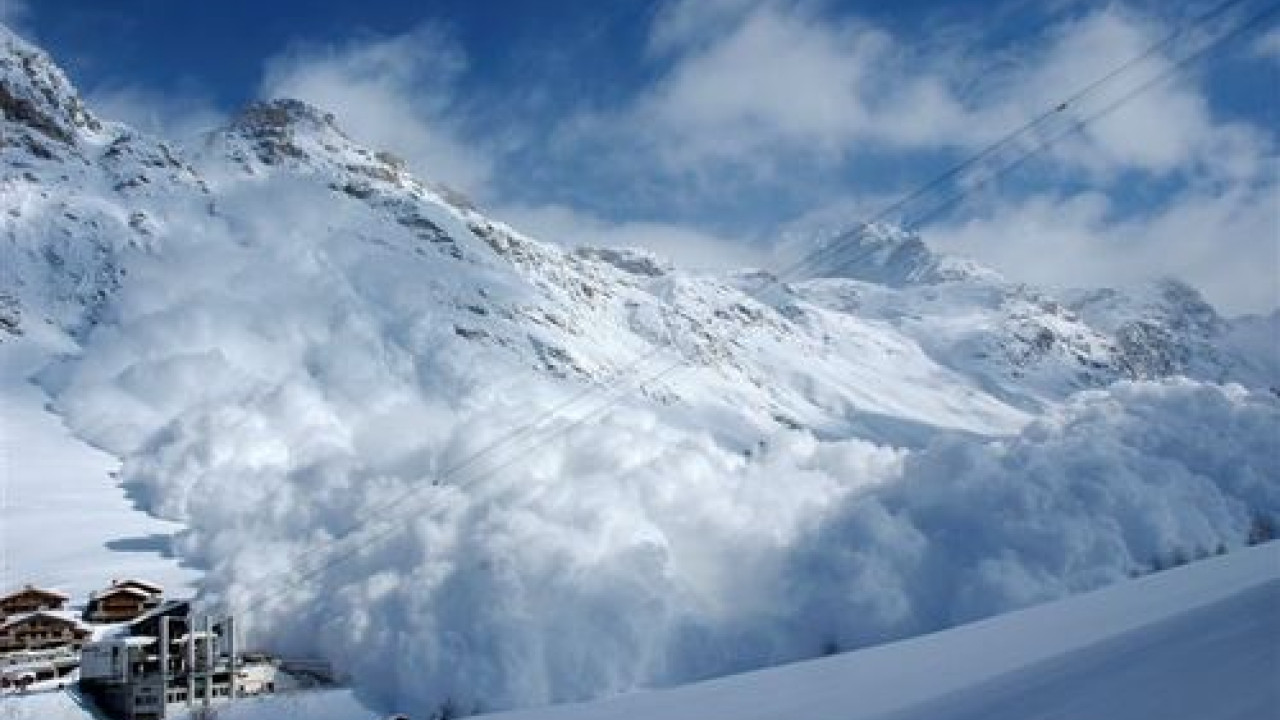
[1148, 278, 1223, 335]
[572, 246, 672, 277]
[228, 98, 341, 136]
[214, 98, 351, 167]
[1070, 278, 1224, 336]
[0, 23, 101, 149]
[786, 221, 1001, 287]
[210, 97, 417, 190]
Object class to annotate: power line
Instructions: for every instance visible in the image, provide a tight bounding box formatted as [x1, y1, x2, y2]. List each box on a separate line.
[776, 0, 1256, 283]
[304, 0, 1263, 545]
[232, 0, 1276, 607]
[211, 0, 1277, 614]
[890, 0, 1280, 240]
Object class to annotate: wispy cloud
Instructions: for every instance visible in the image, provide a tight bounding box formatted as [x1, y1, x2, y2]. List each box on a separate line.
[909, 7, 1278, 315]
[580, 0, 1276, 312]
[557, 1, 969, 189]
[259, 24, 493, 196]
[494, 203, 766, 272]
[926, 177, 1279, 315]
[86, 82, 226, 143]
[1252, 26, 1280, 60]
[571, 2, 1268, 184]
[973, 7, 1263, 180]
[0, 0, 28, 26]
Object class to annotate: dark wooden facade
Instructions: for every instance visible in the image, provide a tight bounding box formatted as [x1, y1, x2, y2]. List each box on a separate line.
[85, 579, 164, 623]
[0, 611, 91, 652]
[0, 585, 68, 617]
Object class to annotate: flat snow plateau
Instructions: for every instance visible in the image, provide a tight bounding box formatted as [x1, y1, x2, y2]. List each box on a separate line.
[5, 541, 1272, 719]
[0, 328, 198, 598]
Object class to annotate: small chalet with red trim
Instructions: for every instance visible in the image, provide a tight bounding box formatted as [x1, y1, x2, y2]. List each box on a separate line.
[0, 585, 69, 618]
[84, 578, 164, 623]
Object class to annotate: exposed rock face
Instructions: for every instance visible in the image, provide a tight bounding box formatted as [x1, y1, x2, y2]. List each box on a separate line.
[574, 246, 672, 277]
[0, 26, 100, 144]
[0, 25, 210, 334]
[222, 98, 343, 166]
[1068, 279, 1230, 381]
[787, 221, 1003, 287]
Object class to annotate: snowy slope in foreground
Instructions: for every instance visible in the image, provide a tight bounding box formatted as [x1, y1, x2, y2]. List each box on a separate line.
[484, 543, 1279, 720]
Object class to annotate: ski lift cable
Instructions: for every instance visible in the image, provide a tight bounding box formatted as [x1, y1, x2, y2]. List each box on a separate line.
[316, 0, 1266, 549]
[778, 0, 1255, 283]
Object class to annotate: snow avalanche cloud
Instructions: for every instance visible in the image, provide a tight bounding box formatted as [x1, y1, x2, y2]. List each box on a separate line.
[39, 184, 1280, 716]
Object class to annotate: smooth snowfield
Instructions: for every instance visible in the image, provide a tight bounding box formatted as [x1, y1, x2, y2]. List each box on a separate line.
[486, 543, 1279, 720]
[0, 328, 198, 599]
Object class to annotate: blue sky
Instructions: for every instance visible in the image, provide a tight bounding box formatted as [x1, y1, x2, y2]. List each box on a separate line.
[4, 0, 1277, 312]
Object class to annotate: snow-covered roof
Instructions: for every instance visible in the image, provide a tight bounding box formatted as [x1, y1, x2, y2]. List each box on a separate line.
[0, 585, 69, 603]
[0, 610, 89, 632]
[110, 578, 164, 594]
[89, 585, 154, 601]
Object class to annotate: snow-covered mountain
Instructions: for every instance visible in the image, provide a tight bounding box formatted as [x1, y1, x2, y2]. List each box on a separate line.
[3, 24, 1277, 718]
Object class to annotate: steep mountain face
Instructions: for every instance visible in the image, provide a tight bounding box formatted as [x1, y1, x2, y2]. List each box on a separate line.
[1, 25, 206, 334]
[786, 273, 1266, 411]
[777, 212, 1274, 407]
[0, 23, 99, 148]
[3, 24, 1278, 719]
[1066, 279, 1243, 382]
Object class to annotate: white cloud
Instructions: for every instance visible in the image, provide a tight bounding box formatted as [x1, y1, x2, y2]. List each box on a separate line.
[981, 8, 1229, 179]
[926, 177, 1280, 315]
[568, 2, 1268, 188]
[0, 0, 28, 27]
[1252, 26, 1280, 61]
[647, 0, 761, 55]
[547, 2, 1278, 316]
[259, 25, 493, 195]
[618, 2, 1276, 313]
[575, 1, 972, 178]
[87, 83, 226, 143]
[905, 6, 1279, 315]
[495, 204, 767, 272]
[641, 7, 877, 158]
[911, 8, 1279, 315]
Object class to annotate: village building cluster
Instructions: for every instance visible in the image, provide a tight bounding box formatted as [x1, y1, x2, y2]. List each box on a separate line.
[1, 583, 93, 689]
[0, 580, 328, 719]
